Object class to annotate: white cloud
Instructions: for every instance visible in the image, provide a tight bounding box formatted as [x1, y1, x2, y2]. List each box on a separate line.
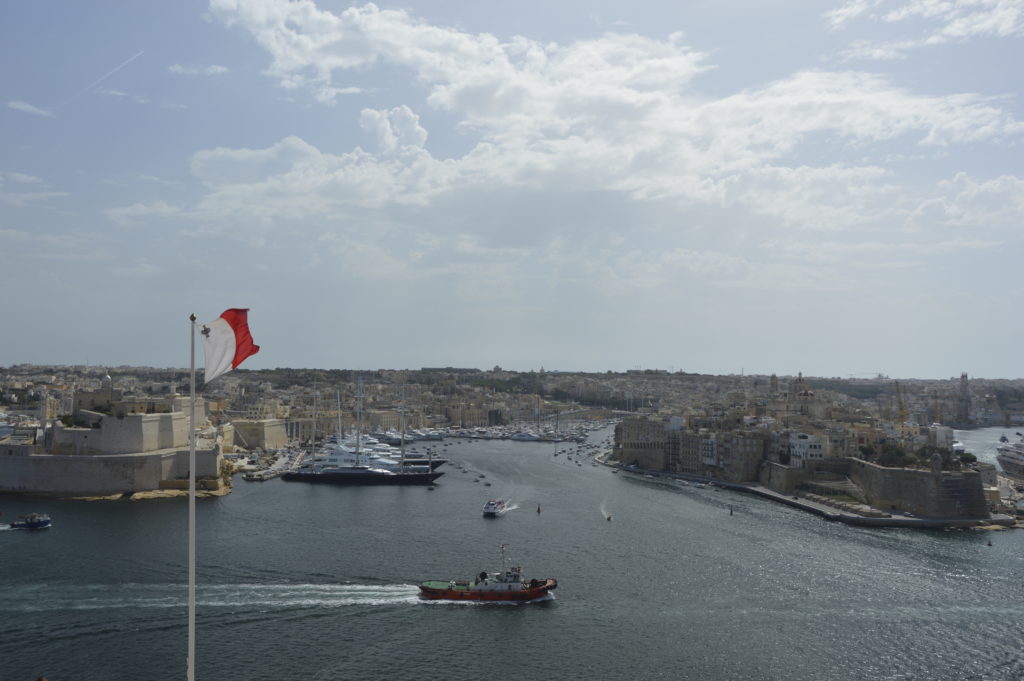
[140, 174, 184, 187]
[7, 100, 54, 117]
[359, 105, 428, 152]
[0, 191, 67, 207]
[96, 88, 150, 104]
[829, 0, 1024, 59]
[209, 1, 711, 107]
[112, 260, 161, 277]
[186, 119, 460, 229]
[105, 200, 180, 226]
[0, 228, 34, 244]
[208, 2, 1020, 159]
[162, 0, 1023, 269]
[766, 235, 999, 262]
[907, 172, 1024, 231]
[0, 172, 65, 207]
[168, 64, 230, 76]
[0, 171, 44, 185]
[825, 0, 885, 28]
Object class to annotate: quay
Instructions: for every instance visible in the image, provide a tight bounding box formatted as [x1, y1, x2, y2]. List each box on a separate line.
[597, 452, 1020, 530]
[733, 481, 1017, 529]
[237, 448, 304, 483]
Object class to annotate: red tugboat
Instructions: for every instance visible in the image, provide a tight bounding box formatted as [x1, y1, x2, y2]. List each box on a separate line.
[418, 545, 557, 602]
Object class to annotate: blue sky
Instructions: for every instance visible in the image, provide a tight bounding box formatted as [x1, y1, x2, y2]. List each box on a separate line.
[2, 0, 1022, 379]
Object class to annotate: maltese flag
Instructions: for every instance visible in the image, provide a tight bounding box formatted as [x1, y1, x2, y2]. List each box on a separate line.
[200, 308, 260, 382]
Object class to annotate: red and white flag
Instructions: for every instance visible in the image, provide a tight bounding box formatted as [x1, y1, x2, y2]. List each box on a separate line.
[199, 308, 260, 383]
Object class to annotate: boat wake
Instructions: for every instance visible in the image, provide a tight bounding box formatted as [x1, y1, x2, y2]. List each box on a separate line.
[600, 500, 612, 520]
[3, 582, 423, 613]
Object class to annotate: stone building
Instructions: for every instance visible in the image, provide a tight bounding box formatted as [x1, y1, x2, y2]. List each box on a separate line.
[233, 419, 288, 451]
[0, 389, 222, 496]
[787, 431, 825, 468]
[615, 417, 668, 470]
[619, 418, 767, 483]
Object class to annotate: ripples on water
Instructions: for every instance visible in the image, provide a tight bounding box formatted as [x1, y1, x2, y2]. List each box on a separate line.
[2, 426, 1023, 681]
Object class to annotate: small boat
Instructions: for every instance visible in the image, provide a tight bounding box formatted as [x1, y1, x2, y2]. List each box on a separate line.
[8, 512, 51, 530]
[418, 546, 557, 602]
[482, 498, 508, 517]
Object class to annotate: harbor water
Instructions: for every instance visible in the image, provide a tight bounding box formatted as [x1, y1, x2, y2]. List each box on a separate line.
[2, 426, 1023, 681]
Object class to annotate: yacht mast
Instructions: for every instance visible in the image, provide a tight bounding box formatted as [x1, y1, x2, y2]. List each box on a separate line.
[355, 377, 363, 465]
[336, 389, 343, 438]
[399, 386, 407, 471]
[311, 380, 318, 449]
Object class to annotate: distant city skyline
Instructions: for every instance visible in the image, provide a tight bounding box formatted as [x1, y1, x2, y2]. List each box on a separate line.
[3, 1, 1022, 379]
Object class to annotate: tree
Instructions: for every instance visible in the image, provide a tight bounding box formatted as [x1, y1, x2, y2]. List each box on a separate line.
[878, 443, 915, 468]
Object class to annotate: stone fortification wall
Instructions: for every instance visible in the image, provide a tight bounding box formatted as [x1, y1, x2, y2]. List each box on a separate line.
[760, 457, 989, 518]
[50, 412, 187, 455]
[759, 461, 808, 493]
[0, 447, 220, 495]
[232, 419, 288, 451]
[219, 423, 236, 453]
[168, 395, 206, 422]
[974, 462, 998, 487]
[819, 458, 988, 518]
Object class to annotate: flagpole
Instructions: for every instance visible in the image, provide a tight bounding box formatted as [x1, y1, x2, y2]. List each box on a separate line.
[187, 313, 197, 681]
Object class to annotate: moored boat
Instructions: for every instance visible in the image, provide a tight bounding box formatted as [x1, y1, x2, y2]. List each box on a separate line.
[285, 380, 443, 486]
[281, 466, 442, 486]
[996, 433, 1024, 480]
[400, 455, 448, 470]
[8, 512, 51, 530]
[418, 546, 557, 602]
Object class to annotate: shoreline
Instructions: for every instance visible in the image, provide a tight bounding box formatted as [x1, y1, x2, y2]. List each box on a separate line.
[0, 485, 232, 502]
[596, 451, 1021, 531]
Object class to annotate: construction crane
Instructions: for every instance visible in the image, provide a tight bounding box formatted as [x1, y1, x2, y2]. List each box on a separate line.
[894, 381, 907, 423]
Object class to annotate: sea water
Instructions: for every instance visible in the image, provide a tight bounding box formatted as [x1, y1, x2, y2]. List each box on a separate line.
[2, 426, 1022, 681]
